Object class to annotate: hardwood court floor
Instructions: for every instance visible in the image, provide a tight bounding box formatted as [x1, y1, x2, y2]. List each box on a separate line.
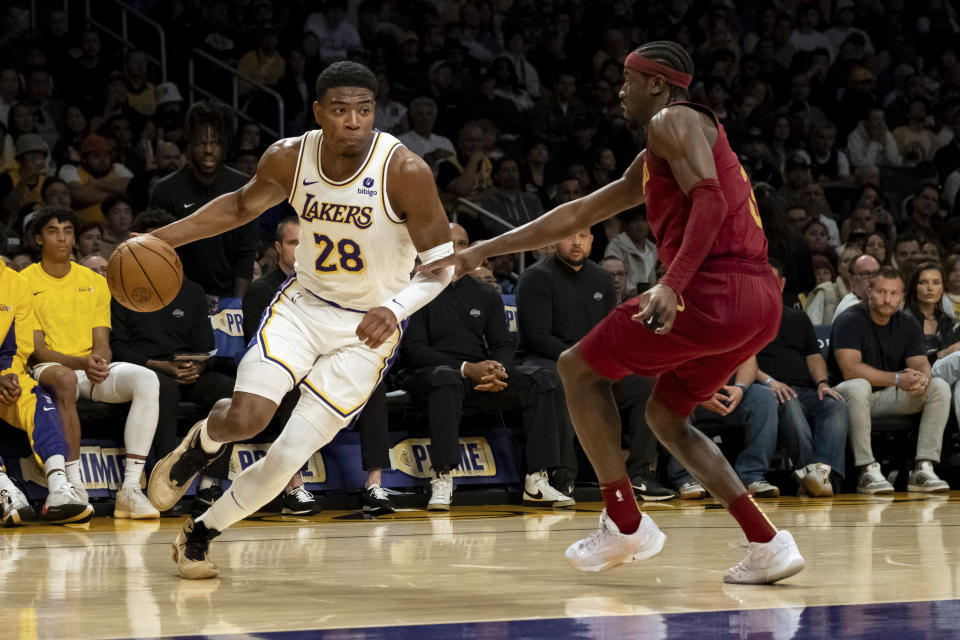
[1, 493, 958, 639]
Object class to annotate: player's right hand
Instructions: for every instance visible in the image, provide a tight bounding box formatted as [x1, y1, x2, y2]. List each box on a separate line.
[356, 306, 398, 349]
[0, 373, 21, 404]
[416, 244, 485, 282]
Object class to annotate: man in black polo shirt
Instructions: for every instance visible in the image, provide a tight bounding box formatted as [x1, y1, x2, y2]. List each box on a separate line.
[756, 260, 848, 497]
[516, 228, 674, 500]
[149, 101, 259, 307]
[397, 224, 573, 511]
[831, 266, 951, 494]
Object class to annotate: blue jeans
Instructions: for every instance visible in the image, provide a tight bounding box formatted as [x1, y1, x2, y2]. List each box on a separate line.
[669, 384, 779, 487]
[777, 385, 848, 478]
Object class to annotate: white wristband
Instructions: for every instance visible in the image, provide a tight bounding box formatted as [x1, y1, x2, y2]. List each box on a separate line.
[460, 361, 467, 378]
[379, 241, 455, 323]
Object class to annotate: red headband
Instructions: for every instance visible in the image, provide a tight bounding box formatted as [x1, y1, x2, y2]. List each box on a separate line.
[624, 52, 692, 89]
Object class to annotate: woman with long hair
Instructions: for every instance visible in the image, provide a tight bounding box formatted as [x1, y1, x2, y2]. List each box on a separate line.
[864, 231, 892, 266]
[904, 261, 960, 422]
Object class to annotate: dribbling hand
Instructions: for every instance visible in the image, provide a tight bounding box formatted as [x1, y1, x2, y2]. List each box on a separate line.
[632, 284, 679, 335]
[356, 307, 398, 349]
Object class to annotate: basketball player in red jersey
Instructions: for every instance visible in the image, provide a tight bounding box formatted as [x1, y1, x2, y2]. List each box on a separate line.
[433, 41, 804, 584]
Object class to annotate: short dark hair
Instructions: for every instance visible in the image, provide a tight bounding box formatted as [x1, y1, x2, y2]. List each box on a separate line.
[275, 215, 299, 239]
[631, 40, 695, 100]
[101, 193, 131, 217]
[131, 209, 176, 233]
[33, 207, 78, 234]
[876, 265, 903, 284]
[315, 61, 377, 101]
[184, 100, 233, 150]
[77, 220, 103, 235]
[895, 231, 921, 248]
[40, 176, 67, 199]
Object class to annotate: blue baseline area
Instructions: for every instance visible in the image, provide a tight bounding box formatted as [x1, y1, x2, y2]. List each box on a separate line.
[158, 599, 960, 640]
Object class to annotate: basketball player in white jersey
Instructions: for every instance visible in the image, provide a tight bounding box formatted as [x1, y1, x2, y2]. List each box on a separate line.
[144, 62, 454, 579]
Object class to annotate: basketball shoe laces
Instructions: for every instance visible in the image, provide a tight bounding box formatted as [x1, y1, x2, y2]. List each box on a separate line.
[369, 485, 389, 501]
[171, 436, 225, 486]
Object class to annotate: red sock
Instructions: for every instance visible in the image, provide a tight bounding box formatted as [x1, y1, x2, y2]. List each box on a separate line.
[600, 475, 641, 534]
[728, 492, 777, 543]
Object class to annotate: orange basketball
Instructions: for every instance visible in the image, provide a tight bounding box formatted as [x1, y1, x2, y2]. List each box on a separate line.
[106, 235, 183, 312]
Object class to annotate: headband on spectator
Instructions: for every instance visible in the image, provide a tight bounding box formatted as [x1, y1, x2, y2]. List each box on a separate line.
[624, 53, 692, 89]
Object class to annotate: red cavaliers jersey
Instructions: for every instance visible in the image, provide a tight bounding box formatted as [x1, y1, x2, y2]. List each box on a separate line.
[640, 102, 768, 270]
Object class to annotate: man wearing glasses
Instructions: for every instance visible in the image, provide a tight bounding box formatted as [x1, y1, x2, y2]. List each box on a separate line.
[833, 254, 880, 322]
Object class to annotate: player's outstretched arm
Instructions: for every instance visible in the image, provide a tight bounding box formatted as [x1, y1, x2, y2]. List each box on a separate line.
[355, 148, 454, 349]
[150, 138, 299, 249]
[430, 156, 646, 279]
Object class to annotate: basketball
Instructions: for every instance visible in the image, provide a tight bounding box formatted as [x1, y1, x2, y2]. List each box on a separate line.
[106, 235, 183, 312]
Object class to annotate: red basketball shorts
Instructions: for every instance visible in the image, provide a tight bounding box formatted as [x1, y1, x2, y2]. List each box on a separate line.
[578, 259, 782, 417]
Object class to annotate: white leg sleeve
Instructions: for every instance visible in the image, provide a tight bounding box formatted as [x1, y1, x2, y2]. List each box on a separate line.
[82, 362, 160, 458]
[198, 392, 350, 531]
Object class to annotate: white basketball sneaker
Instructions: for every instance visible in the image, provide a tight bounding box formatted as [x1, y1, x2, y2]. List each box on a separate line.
[565, 509, 666, 572]
[724, 530, 805, 584]
[114, 486, 160, 519]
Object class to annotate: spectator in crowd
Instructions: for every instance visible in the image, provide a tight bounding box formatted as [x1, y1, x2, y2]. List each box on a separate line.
[519, 138, 553, 208]
[758, 260, 847, 497]
[893, 232, 923, 279]
[806, 245, 862, 325]
[399, 223, 574, 510]
[528, 72, 586, 147]
[75, 220, 102, 261]
[0, 65, 17, 127]
[600, 256, 628, 304]
[154, 82, 186, 146]
[53, 105, 89, 168]
[899, 184, 943, 240]
[97, 194, 133, 258]
[831, 266, 951, 494]
[864, 231, 892, 267]
[150, 101, 258, 303]
[122, 50, 155, 118]
[3, 133, 50, 221]
[79, 254, 107, 276]
[127, 140, 184, 212]
[110, 210, 243, 515]
[516, 228, 672, 500]
[668, 357, 781, 499]
[0, 258, 92, 525]
[893, 98, 938, 166]
[934, 102, 960, 182]
[304, 0, 362, 66]
[943, 255, 960, 320]
[758, 193, 815, 307]
[480, 156, 544, 234]
[834, 253, 881, 320]
[603, 208, 657, 294]
[740, 126, 783, 188]
[237, 29, 286, 97]
[904, 262, 960, 421]
[776, 151, 814, 211]
[398, 97, 455, 174]
[846, 107, 903, 168]
[58, 134, 133, 224]
[23, 207, 160, 518]
[809, 122, 852, 188]
[803, 219, 834, 269]
[801, 182, 840, 247]
[21, 68, 63, 151]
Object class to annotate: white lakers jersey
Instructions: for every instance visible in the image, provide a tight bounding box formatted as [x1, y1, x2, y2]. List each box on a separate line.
[287, 130, 417, 311]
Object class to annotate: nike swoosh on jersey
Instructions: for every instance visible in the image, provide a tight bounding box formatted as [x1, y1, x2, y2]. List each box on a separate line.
[32, 291, 43, 296]
[183, 202, 196, 208]
[302, 178, 318, 186]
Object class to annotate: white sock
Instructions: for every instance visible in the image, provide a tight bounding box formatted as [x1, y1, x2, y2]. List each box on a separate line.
[65, 459, 83, 487]
[199, 420, 224, 455]
[199, 475, 216, 491]
[0, 471, 15, 493]
[123, 458, 145, 490]
[44, 455, 67, 492]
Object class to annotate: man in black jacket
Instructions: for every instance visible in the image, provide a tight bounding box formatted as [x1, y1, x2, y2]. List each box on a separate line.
[517, 228, 674, 500]
[148, 101, 259, 307]
[397, 223, 573, 511]
[110, 210, 236, 515]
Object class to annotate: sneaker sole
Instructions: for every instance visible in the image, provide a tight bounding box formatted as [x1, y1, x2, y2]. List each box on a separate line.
[148, 422, 206, 512]
[281, 507, 317, 515]
[114, 509, 161, 519]
[750, 489, 781, 498]
[522, 492, 575, 508]
[2, 505, 36, 526]
[427, 503, 451, 511]
[857, 486, 894, 494]
[43, 504, 94, 524]
[680, 492, 706, 500]
[637, 493, 677, 501]
[907, 484, 949, 492]
[363, 505, 396, 515]
[173, 525, 219, 579]
[803, 478, 833, 497]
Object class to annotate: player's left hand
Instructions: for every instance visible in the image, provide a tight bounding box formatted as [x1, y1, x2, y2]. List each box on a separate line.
[357, 307, 398, 349]
[632, 284, 679, 334]
[0, 373, 21, 404]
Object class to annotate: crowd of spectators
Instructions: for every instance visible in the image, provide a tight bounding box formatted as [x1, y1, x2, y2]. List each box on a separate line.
[2, 0, 960, 521]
